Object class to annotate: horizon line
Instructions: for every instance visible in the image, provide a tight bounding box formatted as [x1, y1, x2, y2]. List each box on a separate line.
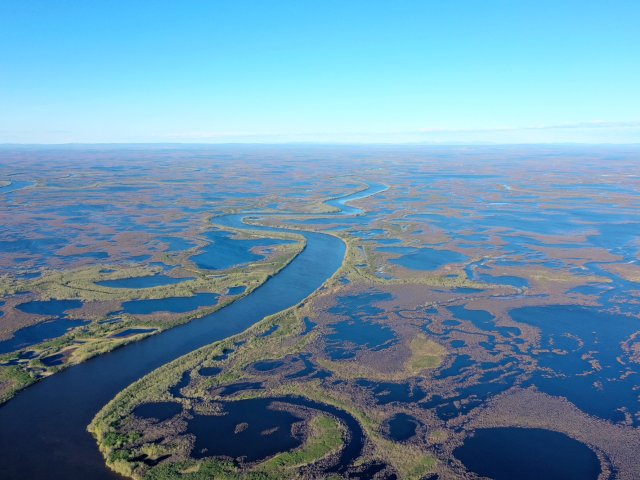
[1, 141, 640, 148]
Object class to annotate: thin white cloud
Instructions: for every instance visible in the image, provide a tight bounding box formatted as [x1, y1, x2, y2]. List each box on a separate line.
[418, 121, 640, 134]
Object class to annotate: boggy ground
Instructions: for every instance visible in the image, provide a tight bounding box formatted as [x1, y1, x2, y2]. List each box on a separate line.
[6, 145, 640, 479]
[90, 145, 640, 480]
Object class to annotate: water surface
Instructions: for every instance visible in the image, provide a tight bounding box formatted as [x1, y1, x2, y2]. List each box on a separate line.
[454, 427, 600, 480]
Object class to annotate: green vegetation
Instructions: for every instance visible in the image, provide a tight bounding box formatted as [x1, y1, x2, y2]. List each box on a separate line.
[0, 229, 305, 405]
[0, 365, 36, 404]
[407, 334, 446, 373]
[257, 414, 343, 471]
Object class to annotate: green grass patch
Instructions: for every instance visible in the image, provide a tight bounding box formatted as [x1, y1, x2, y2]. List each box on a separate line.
[258, 414, 343, 471]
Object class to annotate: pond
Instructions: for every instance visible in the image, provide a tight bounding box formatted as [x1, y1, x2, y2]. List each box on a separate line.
[187, 398, 304, 462]
[386, 413, 420, 441]
[227, 285, 247, 295]
[120, 293, 219, 315]
[16, 299, 83, 317]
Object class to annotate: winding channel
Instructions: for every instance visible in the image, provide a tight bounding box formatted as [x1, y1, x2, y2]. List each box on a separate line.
[0, 182, 386, 480]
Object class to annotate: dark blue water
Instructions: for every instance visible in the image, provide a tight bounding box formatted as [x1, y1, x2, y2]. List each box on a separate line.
[324, 292, 397, 360]
[183, 395, 364, 474]
[218, 381, 264, 396]
[198, 366, 221, 377]
[227, 285, 246, 295]
[455, 428, 600, 480]
[286, 354, 325, 379]
[71, 251, 109, 259]
[0, 350, 37, 367]
[512, 305, 640, 424]
[40, 353, 66, 367]
[386, 413, 419, 441]
[0, 318, 90, 354]
[450, 305, 520, 337]
[436, 354, 473, 378]
[258, 324, 279, 337]
[188, 398, 303, 462]
[16, 299, 83, 316]
[302, 317, 317, 335]
[120, 293, 219, 314]
[96, 275, 193, 289]
[168, 371, 192, 397]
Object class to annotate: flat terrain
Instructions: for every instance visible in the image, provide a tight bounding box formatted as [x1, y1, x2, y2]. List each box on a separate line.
[2, 145, 640, 479]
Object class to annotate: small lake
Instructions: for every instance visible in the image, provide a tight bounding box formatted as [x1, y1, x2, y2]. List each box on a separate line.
[227, 286, 246, 295]
[16, 299, 83, 317]
[120, 293, 219, 315]
[0, 318, 90, 354]
[454, 427, 600, 480]
[187, 398, 304, 462]
[386, 413, 419, 441]
[191, 230, 294, 270]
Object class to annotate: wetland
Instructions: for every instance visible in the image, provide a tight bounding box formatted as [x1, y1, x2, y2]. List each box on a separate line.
[1, 145, 640, 479]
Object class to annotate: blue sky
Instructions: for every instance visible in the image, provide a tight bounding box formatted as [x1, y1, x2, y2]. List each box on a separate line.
[1, 1, 639, 144]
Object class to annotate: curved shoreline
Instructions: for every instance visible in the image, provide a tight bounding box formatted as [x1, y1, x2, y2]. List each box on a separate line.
[0, 182, 385, 479]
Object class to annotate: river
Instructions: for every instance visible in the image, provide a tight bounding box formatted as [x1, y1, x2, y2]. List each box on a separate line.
[0, 182, 386, 479]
